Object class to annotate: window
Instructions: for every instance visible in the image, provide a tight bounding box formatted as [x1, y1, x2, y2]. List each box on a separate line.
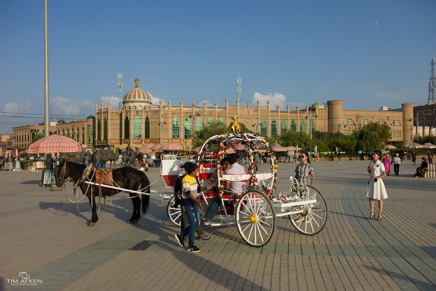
[428, 109, 432, 115]
[423, 110, 426, 116]
[172, 116, 180, 138]
[271, 119, 277, 136]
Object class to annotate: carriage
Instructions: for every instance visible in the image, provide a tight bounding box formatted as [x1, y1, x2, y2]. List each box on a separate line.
[164, 132, 328, 247]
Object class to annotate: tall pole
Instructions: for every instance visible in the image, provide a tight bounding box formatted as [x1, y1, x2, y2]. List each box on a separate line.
[44, 0, 49, 137]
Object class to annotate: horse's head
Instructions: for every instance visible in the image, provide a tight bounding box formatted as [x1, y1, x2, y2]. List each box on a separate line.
[55, 159, 67, 187]
[55, 160, 87, 187]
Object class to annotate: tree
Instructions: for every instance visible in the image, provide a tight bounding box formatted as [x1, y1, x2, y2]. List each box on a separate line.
[191, 120, 228, 148]
[352, 122, 391, 152]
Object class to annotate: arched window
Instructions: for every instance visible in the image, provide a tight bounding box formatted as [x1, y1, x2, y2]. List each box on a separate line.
[261, 119, 267, 136]
[104, 118, 108, 140]
[300, 120, 306, 133]
[144, 116, 150, 139]
[97, 120, 101, 139]
[196, 117, 203, 131]
[172, 116, 180, 138]
[291, 120, 297, 132]
[184, 117, 192, 138]
[271, 119, 277, 136]
[133, 116, 141, 138]
[310, 119, 316, 134]
[281, 120, 286, 133]
[124, 116, 130, 139]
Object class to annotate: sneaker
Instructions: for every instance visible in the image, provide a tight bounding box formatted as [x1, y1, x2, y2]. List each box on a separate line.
[197, 234, 210, 240]
[188, 244, 201, 252]
[174, 233, 184, 248]
[202, 219, 211, 226]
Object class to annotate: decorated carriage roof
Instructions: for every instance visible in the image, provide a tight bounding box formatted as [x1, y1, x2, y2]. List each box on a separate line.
[199, 132, 271, 154]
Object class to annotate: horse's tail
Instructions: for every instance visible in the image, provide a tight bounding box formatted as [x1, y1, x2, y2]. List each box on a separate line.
[140, 171, 150, 214]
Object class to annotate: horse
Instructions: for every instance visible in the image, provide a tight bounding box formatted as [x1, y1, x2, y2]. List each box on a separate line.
[55, 160, 150, 226]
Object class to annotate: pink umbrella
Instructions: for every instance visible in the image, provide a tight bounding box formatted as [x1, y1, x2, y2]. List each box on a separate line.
[28, 134, 82, 154]
[162, 143, 183, 151]
[139, 143, 155, 154]
[151, 144, 163, 151]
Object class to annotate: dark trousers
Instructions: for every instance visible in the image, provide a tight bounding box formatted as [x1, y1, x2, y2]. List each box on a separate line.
[393, 164, 400, 176]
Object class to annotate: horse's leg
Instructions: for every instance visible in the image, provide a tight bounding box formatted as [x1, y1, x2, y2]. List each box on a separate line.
[87, 188, 99, 226]
[129, 194, 141, 224]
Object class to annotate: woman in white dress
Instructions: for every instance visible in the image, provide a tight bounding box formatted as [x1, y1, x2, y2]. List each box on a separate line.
[366, 150, 388, 221]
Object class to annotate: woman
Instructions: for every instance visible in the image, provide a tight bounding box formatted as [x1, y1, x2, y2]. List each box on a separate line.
[295, 151, 315, 186]
[367, 150, 388, 221]
[382, 153, 391, 176]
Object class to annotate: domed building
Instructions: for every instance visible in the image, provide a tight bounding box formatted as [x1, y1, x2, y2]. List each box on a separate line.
[93, 78, 414, 151]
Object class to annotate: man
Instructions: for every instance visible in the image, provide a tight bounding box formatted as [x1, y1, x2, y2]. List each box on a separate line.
[392, 153, 401, 176]
[224, 154, 247, 195]
[174, 168, 210, 246]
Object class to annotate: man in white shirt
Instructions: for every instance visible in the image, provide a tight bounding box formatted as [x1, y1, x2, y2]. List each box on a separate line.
[393, 153, 401, 176]
[224, 154, 247, 194]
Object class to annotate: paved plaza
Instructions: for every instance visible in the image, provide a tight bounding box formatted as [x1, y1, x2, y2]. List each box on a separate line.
[0, 159, 435, 290]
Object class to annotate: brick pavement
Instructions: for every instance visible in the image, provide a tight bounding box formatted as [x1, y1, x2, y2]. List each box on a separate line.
[0, 159, 435, 290]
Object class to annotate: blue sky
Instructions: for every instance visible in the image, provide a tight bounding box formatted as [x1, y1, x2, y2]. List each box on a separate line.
[1, 0, 435, 133]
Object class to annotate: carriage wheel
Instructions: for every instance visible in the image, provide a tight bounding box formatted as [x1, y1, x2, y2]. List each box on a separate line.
[289, 186, 327, 235]
[236, 190, 275, 247]
[167, 196, 182, 226]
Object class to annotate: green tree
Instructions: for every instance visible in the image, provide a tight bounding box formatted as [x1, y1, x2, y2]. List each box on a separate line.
[277, 130, 314, 151]
[192, 121, 228, 148]
[353, 122, 391, 152]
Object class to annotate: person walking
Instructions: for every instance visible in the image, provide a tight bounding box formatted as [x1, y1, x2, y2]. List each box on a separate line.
[392, 153, 401, 176]
[174, 162, 204, 252]
[174, 173, 210, 243]
[382, 153, 391, 176]
[367, 150, 388, 222]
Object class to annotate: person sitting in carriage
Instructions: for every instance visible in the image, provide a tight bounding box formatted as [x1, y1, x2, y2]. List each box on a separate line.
[203, 154, 246, 224]
[202, 157, 230, 225]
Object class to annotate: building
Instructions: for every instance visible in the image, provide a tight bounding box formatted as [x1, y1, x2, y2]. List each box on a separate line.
[413, 102, 436, 138]
[93, 78, 414, 150]
[11, 118, 94, 151]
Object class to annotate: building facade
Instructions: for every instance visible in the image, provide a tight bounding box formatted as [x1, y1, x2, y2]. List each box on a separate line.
[10, 78, 419, 152]
[93, 78, 414, 150]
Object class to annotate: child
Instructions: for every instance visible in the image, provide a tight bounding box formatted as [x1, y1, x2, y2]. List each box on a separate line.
[174, 162, 203, 252]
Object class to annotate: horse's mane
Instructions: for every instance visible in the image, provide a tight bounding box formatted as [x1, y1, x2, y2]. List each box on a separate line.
[60, 160, 87, 183]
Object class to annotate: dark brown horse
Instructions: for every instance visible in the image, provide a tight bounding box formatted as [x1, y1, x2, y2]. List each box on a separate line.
[55, 160, 150, 226]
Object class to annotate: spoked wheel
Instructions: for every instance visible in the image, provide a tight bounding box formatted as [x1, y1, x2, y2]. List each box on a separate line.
[167, 196, 182, 226]
[236, 190, 275, 247]
[289, 186, 327, 235]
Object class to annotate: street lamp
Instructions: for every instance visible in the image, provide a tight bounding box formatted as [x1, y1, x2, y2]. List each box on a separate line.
[305, 107, 318, 139]
[189, 112, 200, 133]
[158, 121, 167, 145]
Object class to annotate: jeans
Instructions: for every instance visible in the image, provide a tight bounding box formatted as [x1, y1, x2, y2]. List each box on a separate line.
[204, 196, 221, 221]
[181, 204, 200, 247]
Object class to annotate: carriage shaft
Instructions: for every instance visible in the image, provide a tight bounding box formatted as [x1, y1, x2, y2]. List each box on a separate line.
[84, 181, 149, 196]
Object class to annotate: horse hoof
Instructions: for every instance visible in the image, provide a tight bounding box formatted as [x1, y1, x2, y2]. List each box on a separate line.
[128, 220, 138, 224]
[87, 220, 95, 227]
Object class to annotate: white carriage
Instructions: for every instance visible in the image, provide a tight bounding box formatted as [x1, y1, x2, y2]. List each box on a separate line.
[164, 132, 327, 247]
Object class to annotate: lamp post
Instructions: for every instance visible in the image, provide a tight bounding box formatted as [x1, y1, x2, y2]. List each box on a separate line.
[305, 107, 317, 139]
[189, 112, 200, 136]
[158, 121, 167, 145]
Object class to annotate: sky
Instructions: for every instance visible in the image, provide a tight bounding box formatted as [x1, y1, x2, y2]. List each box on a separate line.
[1, 0, 435, 134]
